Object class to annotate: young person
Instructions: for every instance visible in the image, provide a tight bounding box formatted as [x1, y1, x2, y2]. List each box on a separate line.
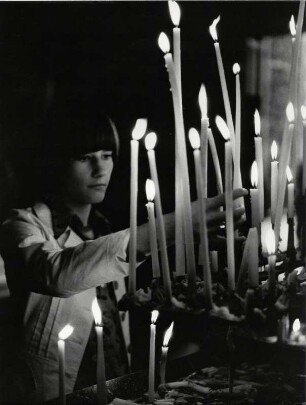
[0, 101, 247, 403]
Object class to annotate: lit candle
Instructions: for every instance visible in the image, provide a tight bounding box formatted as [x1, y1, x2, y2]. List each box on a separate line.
[198, 84, 209, 197]
[148, 310, 159, 403]
[250, 161, 260, 229]
[265, 228, 276, 300]
[145, 179, 161, 280]
[289, 15, 296, 46]
[301, 105, 306, 195]
[128, 119, 147, 294]
[145, 134, 173, 287]
[274, 103, 295, 249]
[254, 109, 265, 221]
[159, 322, 174, 385]
[290, 319, 306, 344]
[232, 63, 244, 212]
[207, 126, 223, 195]
[209, 16, 235, 154]
[158, 32, 196, 293]
[215, 116, 235, 291]
[92, 298, 107, 405]
[270, 141, 278, 226]
[286, 167, 295, 219]
[169, 1, 186, 277]
[189, 128, 213, 308]
[58, 324, 74, 405]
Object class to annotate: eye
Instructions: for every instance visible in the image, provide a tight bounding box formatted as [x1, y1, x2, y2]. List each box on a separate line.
[101, 151, 113, 160]
[76, 155, 91, 162]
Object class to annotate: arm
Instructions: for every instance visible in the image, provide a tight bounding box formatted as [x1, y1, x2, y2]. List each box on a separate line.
[1, 209, 130, 298]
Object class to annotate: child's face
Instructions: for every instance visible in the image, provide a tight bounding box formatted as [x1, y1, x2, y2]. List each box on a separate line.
[61, 150, 114, 206]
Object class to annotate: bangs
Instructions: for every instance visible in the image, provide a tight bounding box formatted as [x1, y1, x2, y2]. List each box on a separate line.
[44, 101, 119, 162]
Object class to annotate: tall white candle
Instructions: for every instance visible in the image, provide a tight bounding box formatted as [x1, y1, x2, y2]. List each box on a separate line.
[189, 128, 213, 308]
[128, 119, 147, 294]
[301, 105, 306, 195]
[198, 84, 209, 197]
[169, 1, 186, 277]
[158, 33, 196, 293]
[265, 229, 276, 299]
[159, 322, 174, 385]
[270, 141, 278, 226]
[148, 310, 159, 403]
[254, 109, 265, 221]
[286, 167, 295, 219]
[232, 63, 244, 212]
[215, 116, 235, 291]
[145, 134, 173, 289]
[274, 103, 295, 249]
[209, 16, 235, 155]
[207, 127, 223, 195]
[92, 298, 107, 405]
[58, 324, 74, 405]
[145, 180, 161, 280]
[250, 161, 260, 229]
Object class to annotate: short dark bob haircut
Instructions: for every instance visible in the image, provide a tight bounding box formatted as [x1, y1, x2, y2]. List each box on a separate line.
[40, 100, 119, 198]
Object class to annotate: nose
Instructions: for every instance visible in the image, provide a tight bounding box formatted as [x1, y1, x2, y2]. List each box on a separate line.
[92, 157, 106, 178]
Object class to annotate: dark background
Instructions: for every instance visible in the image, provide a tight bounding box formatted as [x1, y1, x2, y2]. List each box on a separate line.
[0, 1, 302, 229]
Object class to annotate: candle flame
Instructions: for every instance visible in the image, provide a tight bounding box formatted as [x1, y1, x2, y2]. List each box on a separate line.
[215, 115, 230, 141]
[151, 310, 159, 324]
[198, 84, 208, 119]
[92, 297, 102, 326]
[158, 32, 170, 54]
[188, 128, 201, 149]
[286, 102, 295, 123]
[251, 161, 258, 188]
[146, 179, 156, 202]
[271, 141, 278, 160]
[145, 132, 157, 151]
[163, 322, 174, 347]
[254, 109, 261, 136]
[293, 318, 300, 333]
[286, 166, 293, 183]
[232, 63, 240, 75]
[301, 105, 306, 121]
[132, 118, 147, 140]
[289, 15, 296, 37]
[58, 324, 74, 341]
[209, 15, 220, 42]
[265, 228, 276, 256]
[168, 1, 181, 26]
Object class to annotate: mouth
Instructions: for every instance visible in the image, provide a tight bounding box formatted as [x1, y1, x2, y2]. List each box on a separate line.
[88, 184, 107, 189]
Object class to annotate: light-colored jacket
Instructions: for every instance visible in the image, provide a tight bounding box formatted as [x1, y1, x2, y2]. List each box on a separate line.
[0, 202, 130, 404]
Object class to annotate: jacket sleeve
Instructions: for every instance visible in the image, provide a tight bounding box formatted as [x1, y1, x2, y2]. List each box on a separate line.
[0, 209, 131, 298]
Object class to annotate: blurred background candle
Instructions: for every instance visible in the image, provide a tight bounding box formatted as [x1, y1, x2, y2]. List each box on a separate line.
[270, 140, 278, 226]
[209, 16, 235, 154]
[148, 310, 159, 403]
[129, 118, 147, 294]
[286, 167, 294, 219]
[265, 228, 276, 299]
[274, 103, 295, 249]
[210, 250, 219, 273]
[250, 161, 260, 229]
[216, 116, 235, 291]
[247, 227, 259, 288]
[145, 133, 173, 291]
[159, 322, 174, 385]
[58, 324, 74, 405]
[189, 128, 213, 308]
[145, 179, 161, 279]
[92, 298, 107, 405]
[301, 105, 306, 195]
[198, 84, 209, 197]
[254, 109, 264, 222]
